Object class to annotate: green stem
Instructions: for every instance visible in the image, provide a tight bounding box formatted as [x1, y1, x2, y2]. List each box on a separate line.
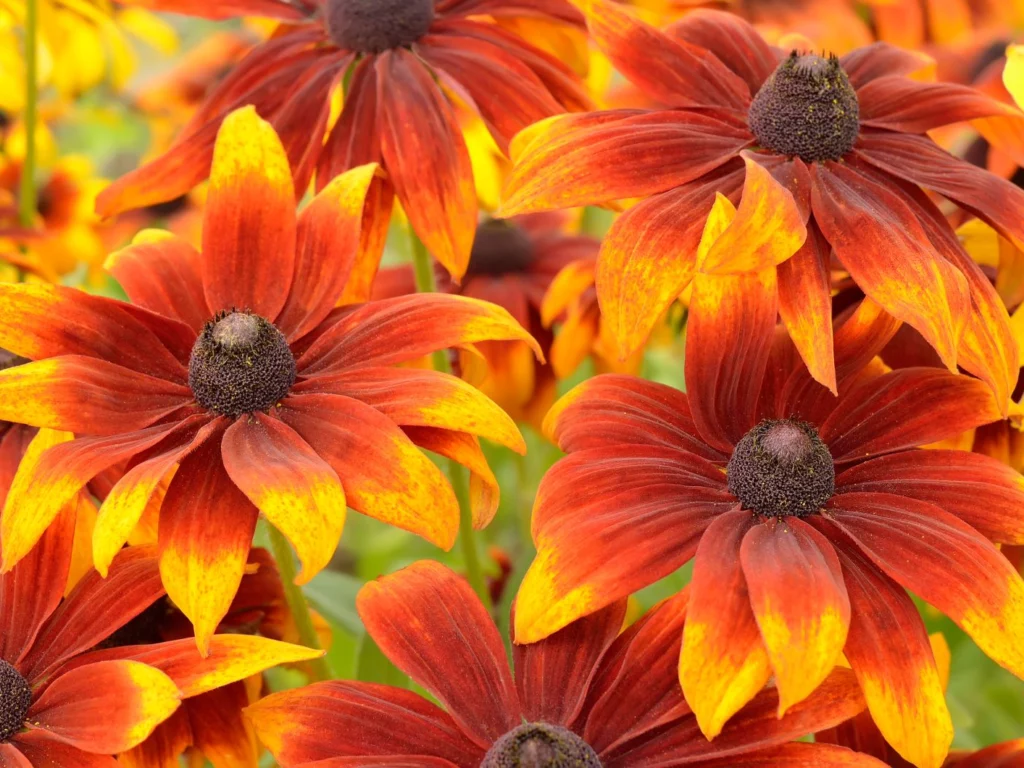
[267, 525, 333, 682]
[407, 225, 491, 605]
[19, 0, 39, 228]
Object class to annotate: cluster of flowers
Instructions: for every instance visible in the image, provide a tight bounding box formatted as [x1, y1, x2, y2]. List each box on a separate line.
[2, 0, 1024, 766]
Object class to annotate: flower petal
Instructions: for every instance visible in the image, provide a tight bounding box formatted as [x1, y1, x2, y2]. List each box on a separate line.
[280, 394, 458, 550]
[158, 434, 258, 655]
[832, 538, 953, 768]
[820, 368, 1002, 464]
[245, 681, 483, 765]
[840, 43, 932, 87]
[184, 685, 257, 768]
[221, 414, 346, 584]
[739, 518, 851, 715]
[358, 561, 520, 746]
[811, 162, 969, 372]
[515, 446, 733, 642]
[677, 742, 889, 767]
[376, 49, 476, 280]
[513, 600, 626, 727]
[275, 163, 378, 341]
[681, 511, 772, 739]
[823, 491, 1024, 681]
[8, 730, 118, 767]
[859, 77, 1023, 133]
[202, 106, 297, 319]
[29, 660, 180, 754]
[665, 10, 776, 95]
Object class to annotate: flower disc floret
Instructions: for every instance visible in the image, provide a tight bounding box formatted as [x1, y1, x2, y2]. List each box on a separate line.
[727, 419, 835, 518]
[481, 723, 602, 768]
[188, 310, 296, 418]
[748, 52, 860, 163]
[0, 660, 30, 743]
[324, 0, 434, 53]
[467, 220, 536, 276]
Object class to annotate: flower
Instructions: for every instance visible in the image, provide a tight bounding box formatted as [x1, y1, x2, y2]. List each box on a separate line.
[96, 0, 591, 282]
[0, 518, 320, 767]
[246, 560, 883, 768]
[514, 275, 1024, 768]
[501, 2, 1024, 405]
[0, 106, 539, 651]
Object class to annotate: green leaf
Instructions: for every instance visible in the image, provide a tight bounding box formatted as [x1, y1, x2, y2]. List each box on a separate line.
[302, 569, 365, 636]
[356, 632, 409, 688]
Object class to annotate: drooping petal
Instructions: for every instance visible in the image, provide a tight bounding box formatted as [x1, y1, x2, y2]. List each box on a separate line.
[831, 538, 953, 768]
[280, 394, 458, 550]
[202, 106, 297, 319]
[376, 49, 476, 280]
[515, 446, 735, 643]
[358, 561, 520, 747]
[296, 366, 524, 454]
[514, 600, 626, 727]
[811, 162, 969, 371]
[29, 660, 180, 754]
[820, 368, 1002, 464]
[680, 511, 772, 739]
[221, 414, 345, 584]
[158, 434, 259, 655]
[104, 231, 210, 333]
[837, 450, 1024, 545]
[822, 492, 1024, 681]
[739, 518, 851, 715]
[275, 163, 378, 341]
[595, 165, 744, 360]
[583, 0, 749, 110]
[246, 681, 484, 765]
[297, 294, 541, 375]
[0, 356, 193, 435]
[543, 373, 727, 463]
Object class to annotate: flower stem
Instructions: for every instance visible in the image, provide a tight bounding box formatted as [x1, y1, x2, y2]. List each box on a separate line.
[19, 0, 39, 227]
[266, 525, 333, 682]
[407, 225, 490, 606]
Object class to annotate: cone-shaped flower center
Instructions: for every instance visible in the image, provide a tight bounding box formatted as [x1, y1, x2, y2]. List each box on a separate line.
[727, 419, 835, 518]
[324, 0, 434, 53]
[0, 660, 31, 743]
[467, 220, 535, 277]
[188, 310, 296, 418]
[747, 52, 859, 163]
[481, 723, 602, 768]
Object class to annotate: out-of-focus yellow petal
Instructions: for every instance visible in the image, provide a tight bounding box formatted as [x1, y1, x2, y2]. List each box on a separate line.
[1005, 45, 1024, 110]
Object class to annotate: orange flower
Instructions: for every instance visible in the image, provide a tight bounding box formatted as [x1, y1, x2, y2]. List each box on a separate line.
[247, 560, 882, 768]
[0, 527, 319, 767]
[514, 296, 1024, 768]
[97, 0, 591, 281]
[0, 107, 539, 651]
[501, 2, 1024, 405]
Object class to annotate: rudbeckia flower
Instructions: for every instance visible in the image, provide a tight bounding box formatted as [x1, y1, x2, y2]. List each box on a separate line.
[246, 560, 884, 767]
[501, 2, 1024, 404]
[0, 107, 538, 651]
[515, 282, 1024, 768]
[0, 516, 320, 767]
[97, 0, 591, 281]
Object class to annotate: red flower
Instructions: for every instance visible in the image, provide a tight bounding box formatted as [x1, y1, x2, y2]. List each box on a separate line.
[246, 560, 883, 767]
[97, 0, 590, 281]
[501, 2, 1024, 404]
[514, 293, 1024, 768]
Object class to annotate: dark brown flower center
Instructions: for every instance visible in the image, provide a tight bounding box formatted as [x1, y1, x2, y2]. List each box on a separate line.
[188, 310, 296, 418]
[467, 220, 535, 277]
[747, 52, 859, 163]
[481, 723, 602, 768]
[727, 419, 835, 518]
[0, 660, 31, 743]
[324, 0, 434, 53]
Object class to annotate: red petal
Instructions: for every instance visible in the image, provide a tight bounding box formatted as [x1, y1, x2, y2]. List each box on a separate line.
[358, 561, 520, 747]
[376, 49, 476, 280]
[686, 267, 777, 452]
[513, 600, 626, 727]
[665, 10, 776, 95]
[677, 742, 890, 767]
[185, 685, 257, 768]
[859, 77, 1022, 133]
[680, 511, 771, 739]
[0, 744, 30, 768]
[543, 373, 728, 463]
[837, 450, 1024, 545]
[840, 43, 932, 87]
[9, 731, 118, 767]
[820, 368, 1002, 464]
[246, 680, 483, 765]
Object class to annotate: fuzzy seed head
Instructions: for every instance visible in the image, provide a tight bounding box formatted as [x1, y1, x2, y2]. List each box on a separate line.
[0, 660, 30, 743]
[481, 723, 602, 768]
[325, 0, 434, 53]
